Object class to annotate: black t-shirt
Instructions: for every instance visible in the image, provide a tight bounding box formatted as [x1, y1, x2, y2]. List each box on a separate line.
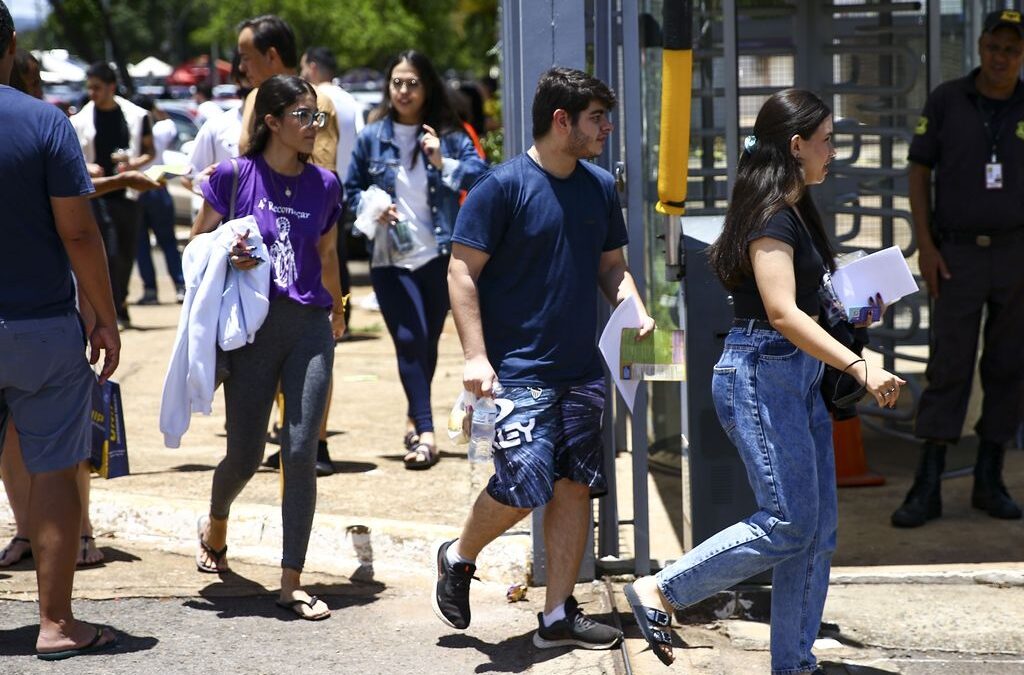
[93, 106, 151, 200]
[731, 207, 827, 321]
[908, 68, 1024, 232]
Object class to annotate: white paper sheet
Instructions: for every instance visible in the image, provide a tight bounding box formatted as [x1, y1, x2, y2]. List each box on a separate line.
[830, 245, 919, 311]
[599, 295, 645, 412]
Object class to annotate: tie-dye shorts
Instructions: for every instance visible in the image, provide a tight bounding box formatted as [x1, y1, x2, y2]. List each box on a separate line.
[485, 377, 608, 509]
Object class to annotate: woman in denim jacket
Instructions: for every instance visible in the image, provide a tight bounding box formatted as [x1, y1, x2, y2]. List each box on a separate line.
[624, 90, 905, 673]
[345, 50, 487, 469]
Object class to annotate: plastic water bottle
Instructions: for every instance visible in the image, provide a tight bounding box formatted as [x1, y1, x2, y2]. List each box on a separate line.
[467, 386, 502, 464]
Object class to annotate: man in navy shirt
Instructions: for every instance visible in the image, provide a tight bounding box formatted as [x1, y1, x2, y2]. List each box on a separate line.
[0, 2, 120, 658]
[893, 10, 1024, 528]
[433, 67, 654, 649]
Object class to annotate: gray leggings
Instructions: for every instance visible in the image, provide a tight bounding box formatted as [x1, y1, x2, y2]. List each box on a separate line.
[210, 298, 334, 571]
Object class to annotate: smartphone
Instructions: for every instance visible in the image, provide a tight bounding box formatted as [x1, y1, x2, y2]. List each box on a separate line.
[847, 304, 880, 324]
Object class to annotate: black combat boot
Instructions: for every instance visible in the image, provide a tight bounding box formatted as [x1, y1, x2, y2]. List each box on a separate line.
[971, 439, 1022, 519]
[891, 442, 946, 528]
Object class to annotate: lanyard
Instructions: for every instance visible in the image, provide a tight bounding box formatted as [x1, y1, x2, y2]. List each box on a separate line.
[975, 95, 1011, 163]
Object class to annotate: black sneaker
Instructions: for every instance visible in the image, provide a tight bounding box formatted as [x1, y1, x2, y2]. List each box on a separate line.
[316, 440, 335, 477]
[533, 596, 623, 650]
[262, 450, 281, 470]
[262, 442, 334, 477]
[431, 539, 476, 629]
[136, 289, 159, 306]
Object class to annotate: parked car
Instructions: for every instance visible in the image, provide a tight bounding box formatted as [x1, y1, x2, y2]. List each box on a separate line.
[156, 104, 199, 225]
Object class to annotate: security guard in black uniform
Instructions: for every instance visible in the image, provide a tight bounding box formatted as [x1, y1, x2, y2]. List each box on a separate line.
[894, 9, 1024, 528]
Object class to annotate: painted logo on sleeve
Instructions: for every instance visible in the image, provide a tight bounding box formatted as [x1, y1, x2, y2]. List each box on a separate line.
[1016, 121, 1024, 142]
[914, 116, 928, 136]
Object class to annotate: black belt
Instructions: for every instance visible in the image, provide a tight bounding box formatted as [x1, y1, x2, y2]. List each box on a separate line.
[733, 318, 774, 332]
[936, 229, 1024, 247]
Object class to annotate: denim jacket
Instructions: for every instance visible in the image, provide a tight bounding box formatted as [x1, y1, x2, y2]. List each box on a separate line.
[344, 117, 489, 257]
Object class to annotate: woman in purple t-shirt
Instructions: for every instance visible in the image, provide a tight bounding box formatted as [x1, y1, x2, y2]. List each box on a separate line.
[190, 75, 345, 621]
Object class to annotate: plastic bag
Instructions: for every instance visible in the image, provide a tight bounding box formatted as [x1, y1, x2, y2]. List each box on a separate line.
[353, 185, 391, 240]
[447, 390, 474, 445]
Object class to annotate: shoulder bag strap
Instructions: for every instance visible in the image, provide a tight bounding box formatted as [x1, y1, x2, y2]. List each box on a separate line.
[228, 158, 239, 221]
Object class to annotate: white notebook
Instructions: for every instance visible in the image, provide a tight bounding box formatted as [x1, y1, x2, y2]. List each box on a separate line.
[830, 245, 919, 315]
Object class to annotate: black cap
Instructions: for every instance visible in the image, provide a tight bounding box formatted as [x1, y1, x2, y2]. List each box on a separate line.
[983, 9, 1024, 37]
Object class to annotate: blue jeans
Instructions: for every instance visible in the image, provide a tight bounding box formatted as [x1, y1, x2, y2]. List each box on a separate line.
[655, 325, 837, 675]
[370, 256, 449, 434]
[136, 188, 184, 290]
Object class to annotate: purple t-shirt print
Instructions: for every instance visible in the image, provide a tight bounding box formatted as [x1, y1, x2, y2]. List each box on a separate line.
[202, 155, 343, 309]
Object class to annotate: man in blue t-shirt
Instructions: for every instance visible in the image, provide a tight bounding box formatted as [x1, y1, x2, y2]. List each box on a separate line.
[432, 67, 655, 650]
[0, 2, 120, 658]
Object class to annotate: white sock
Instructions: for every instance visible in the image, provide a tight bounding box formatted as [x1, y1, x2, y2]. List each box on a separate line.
[445, 540, 474, 567]
[542, 602, 566, 627]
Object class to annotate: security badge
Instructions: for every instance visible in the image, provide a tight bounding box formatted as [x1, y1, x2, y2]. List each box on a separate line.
[986, 153, 1003, 190]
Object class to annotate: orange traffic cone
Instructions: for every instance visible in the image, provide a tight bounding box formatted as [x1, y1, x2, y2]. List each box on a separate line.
[832, 414, 885, 487]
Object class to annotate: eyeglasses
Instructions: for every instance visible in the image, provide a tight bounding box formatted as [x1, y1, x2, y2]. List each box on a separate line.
[289, 109, 328, 129]
[390, 77, 421, 92]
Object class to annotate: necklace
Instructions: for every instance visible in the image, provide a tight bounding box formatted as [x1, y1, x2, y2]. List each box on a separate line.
[265, 158, 301, 201]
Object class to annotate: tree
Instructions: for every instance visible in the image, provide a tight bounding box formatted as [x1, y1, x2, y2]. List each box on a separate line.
[25, 0, 498, 88]
[190, 0, 498, 76]
[28, 0, 207, 69]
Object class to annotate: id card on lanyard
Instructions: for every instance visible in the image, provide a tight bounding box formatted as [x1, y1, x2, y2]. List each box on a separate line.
[978, 96, 1008, 190]
[986, 154, 1003, 190]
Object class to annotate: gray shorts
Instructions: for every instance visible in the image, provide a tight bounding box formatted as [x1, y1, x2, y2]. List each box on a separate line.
[0, 313, 94, 474]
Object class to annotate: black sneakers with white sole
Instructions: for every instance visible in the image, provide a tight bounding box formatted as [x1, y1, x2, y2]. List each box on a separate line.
[533, 595, 623, 650]
[431, 539, 477, 629]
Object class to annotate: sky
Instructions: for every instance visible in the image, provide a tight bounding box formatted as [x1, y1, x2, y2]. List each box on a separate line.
[8, 0, 48, 30]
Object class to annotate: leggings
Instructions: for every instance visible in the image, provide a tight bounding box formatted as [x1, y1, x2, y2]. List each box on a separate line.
[210, 298, 334, 571]
[371, 255, 449, 434]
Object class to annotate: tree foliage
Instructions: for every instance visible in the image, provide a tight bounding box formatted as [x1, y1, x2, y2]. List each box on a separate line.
[26, 0, 499, 78]
[191, 0, 498, 75]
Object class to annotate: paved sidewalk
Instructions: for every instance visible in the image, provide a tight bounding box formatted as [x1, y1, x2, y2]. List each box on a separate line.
[2, 260, 1023, 673]
[0, 542, 621, 674]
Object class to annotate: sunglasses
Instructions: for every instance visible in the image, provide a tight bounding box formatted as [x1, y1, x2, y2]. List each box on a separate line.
[289, 109, 328, 129]
[390, 77, 421, 92]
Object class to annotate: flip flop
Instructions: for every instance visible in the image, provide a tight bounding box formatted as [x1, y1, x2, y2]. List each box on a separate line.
[77, 535, 104, 568]
[0, 536, 31, 568]
[404, 442, 439, 470]
[624, 583, 675, 666]
[196, 516, 229, 574]
[276, 595, 331, 621]
[36, 625, 117, 661]
[403, 430, 420, 450]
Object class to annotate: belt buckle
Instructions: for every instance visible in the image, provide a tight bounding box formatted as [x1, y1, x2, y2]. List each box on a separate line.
[975, 234, 992, 247]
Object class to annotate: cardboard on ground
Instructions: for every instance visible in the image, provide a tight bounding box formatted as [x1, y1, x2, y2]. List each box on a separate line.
[144, 164, 192, 183]
[830, 245, 918, 314]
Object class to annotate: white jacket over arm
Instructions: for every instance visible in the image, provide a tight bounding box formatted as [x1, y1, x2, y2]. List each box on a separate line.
[160, 217, 270, 448]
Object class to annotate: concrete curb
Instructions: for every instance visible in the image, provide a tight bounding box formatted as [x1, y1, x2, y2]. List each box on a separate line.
[830, 563, 1024, 586]
[1, 487, 533, 586]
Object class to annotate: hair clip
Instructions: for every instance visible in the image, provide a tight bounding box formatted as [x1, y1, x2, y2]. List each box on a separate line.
[743, 134, 759, 154]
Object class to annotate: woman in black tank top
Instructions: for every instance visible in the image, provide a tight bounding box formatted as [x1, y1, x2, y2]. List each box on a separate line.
[624, 90, 905, 672]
